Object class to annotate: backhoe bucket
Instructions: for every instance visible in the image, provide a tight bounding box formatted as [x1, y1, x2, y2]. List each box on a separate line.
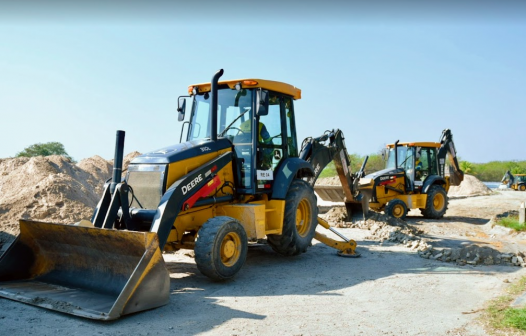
[0, 220, 170, 320]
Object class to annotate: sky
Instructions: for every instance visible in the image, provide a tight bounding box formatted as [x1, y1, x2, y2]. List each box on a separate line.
[0, 1, 525, 164]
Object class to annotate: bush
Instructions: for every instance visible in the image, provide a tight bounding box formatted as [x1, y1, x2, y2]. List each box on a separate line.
[16, 142, 74, 162]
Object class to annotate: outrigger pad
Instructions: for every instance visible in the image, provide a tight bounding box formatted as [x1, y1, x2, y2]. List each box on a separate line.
[0, 220, 170, 320]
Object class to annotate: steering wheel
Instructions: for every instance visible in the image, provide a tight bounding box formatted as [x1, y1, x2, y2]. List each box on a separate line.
[231, 127, 245, 135]
[222, 127, 245, 136]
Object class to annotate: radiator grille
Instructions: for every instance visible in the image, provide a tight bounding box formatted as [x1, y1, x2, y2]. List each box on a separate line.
[127, 170, 163, 210]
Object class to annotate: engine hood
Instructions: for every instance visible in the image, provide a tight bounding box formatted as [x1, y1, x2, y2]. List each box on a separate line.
[131, 138, 232, 164]
[364, 167, 405, 180]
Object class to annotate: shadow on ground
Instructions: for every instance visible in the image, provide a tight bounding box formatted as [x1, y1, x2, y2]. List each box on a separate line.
[59, 237, 521, 334]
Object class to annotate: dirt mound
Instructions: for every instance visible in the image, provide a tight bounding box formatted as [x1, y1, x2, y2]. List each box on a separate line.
[448, 174, 493, 197]
[323, 206, 348, 223]
[0, 156, 102, 235]
[123, 151, 142, 170]
[77, 155, 113, 195]
[0, 152, 141, 237]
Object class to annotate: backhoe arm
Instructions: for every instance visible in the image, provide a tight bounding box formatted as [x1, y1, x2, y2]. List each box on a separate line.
[299, 129, 359, 203]
[437, 129, 464, 186]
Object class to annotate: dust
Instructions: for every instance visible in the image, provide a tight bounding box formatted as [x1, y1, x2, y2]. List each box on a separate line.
[0, 153, 141, 236]
[448, 174, 493, 197]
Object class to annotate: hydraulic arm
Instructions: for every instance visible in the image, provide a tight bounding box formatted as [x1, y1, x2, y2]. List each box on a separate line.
[437, 129, 464, 186]
[299, 129, 363, 216]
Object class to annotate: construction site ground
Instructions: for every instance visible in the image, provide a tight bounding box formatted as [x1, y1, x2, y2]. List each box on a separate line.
[2, 189, 526, 335]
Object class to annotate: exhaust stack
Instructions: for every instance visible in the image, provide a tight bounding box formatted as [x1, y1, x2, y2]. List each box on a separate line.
[210, 69, 224, 142]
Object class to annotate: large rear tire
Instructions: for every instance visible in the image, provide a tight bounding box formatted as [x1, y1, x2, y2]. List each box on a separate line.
[195, 216, 248, 281]
[267, 179, 318, 256]
[421, 185, 448, 219]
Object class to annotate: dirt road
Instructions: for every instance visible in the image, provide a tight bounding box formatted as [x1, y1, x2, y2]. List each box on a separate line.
[1, 190, 526, 335]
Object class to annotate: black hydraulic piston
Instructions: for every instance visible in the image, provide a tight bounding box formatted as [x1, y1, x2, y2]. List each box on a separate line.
[110, 130, 125, 194]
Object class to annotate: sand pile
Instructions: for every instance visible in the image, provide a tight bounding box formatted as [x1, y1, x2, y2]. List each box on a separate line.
[448, 174, 493, 197]
[0, 152, 142, 237]
[315, 176, 342, 186]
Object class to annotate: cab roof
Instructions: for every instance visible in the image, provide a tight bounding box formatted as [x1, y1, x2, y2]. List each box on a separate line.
[386, 142, 441, 148]
[188, 78, 302, 100]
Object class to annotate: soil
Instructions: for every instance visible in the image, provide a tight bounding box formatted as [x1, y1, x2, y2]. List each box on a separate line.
[1, 160, 526, 335]
[0, 153, 141, 249]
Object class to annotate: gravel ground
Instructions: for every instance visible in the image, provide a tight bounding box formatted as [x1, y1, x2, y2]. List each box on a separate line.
[1, 190, 526, 335]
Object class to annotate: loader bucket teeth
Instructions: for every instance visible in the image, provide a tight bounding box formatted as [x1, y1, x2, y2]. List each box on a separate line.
[0, 220, 170, 320]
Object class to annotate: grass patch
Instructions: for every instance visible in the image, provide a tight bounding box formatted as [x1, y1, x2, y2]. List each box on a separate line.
[483, 276, 526, 334]
[496, 215, 526, 232]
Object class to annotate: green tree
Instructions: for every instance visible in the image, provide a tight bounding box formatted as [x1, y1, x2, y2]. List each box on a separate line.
[460, 161, 474, 174]
[16, 142, 74, 161]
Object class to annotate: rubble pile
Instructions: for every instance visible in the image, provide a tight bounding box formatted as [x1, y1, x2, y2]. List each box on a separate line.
[418, 245, 526, 267]
[332, 210, 434, 252]
[324, 208, 526, 268]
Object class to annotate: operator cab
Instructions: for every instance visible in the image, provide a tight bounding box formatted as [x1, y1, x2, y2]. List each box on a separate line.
[385, 142, 439, 192]
[178, 79, 301, 195]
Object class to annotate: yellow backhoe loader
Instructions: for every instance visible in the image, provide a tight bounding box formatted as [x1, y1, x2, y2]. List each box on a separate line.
[315, 129, 464, 220]
[357, 130, 464, 219]
[0, 69, 360, 320]
[501, 170, 526, 191]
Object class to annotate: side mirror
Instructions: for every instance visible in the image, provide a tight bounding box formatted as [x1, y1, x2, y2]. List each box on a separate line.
[177, 97, 186, 121]
[256, 89, 269, 116]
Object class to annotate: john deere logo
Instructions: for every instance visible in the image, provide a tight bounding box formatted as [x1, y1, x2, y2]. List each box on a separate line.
[182, 174, 203, 195]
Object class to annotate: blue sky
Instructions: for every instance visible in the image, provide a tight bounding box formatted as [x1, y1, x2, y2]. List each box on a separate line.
[0, 1, 525, 163]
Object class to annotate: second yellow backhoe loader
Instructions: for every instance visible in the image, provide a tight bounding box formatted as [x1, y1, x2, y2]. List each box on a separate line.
[501, 170, 526, 191]
[357, 129, 464, 219]
[0, 69, 361, 320]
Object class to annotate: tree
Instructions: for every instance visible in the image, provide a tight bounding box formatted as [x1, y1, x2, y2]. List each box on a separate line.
[16, 142, 74, 161]
[459, 161, 474, 174]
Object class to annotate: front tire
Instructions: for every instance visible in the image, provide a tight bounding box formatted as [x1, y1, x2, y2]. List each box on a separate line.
[267, 179, 318, 256]
[385, 199, 408, 220]
[421, 185, 448, 219]
[519, 184, 526, 191]
[195, 216, 248, 281]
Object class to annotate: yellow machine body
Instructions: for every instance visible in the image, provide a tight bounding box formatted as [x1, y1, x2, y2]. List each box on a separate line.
[0, 70, 358, 320]
[358, 130, 463, 219]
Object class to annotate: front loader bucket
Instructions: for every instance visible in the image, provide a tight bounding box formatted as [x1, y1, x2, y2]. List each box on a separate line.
[0, 220, 170, 320]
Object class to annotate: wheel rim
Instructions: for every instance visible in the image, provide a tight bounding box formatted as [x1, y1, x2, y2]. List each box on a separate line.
[521, 185, 526, 191]
[392, 204, 405, 218]
[220, 232, 241, 267]
[296, 199, 312, 237]
[433, 193, 445, 211]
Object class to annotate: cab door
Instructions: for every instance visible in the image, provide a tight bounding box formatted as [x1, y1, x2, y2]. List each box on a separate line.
[256, 91, 298, 192]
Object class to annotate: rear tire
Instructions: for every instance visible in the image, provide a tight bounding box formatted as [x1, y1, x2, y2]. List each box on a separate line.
[385, 199, 408, 220]
[195, 216, 248, 281]
[519, 184, 526, 191]
[267, 179, 318, 256]
[421, 185, 448, 219]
